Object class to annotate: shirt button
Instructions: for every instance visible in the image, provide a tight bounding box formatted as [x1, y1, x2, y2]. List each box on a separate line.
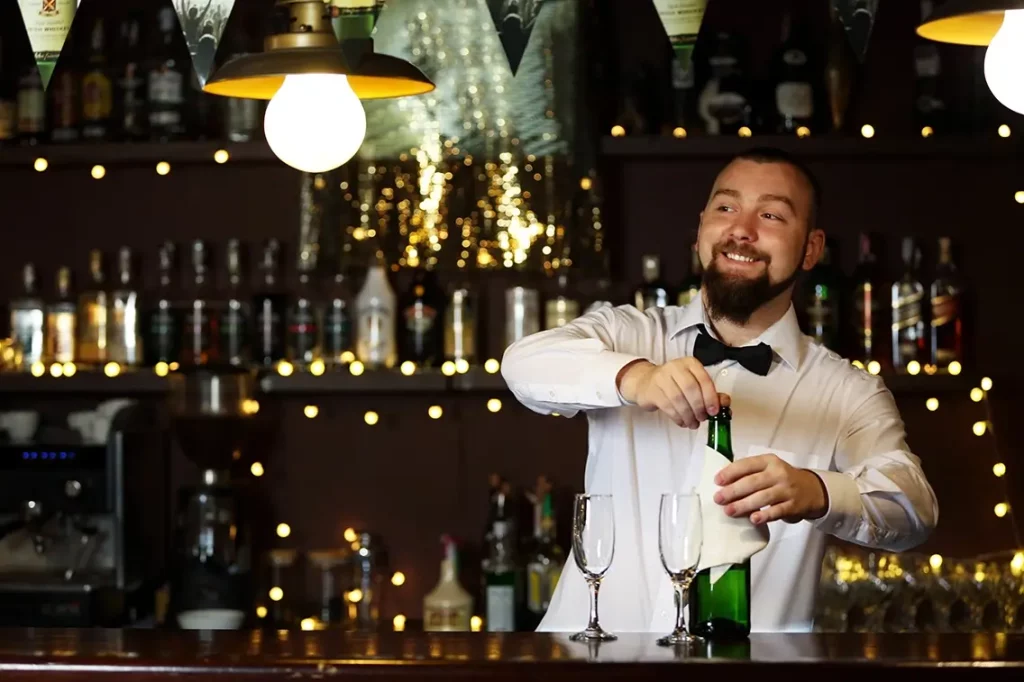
[833, 521, 842, 530]
[721, 369, 729, 377]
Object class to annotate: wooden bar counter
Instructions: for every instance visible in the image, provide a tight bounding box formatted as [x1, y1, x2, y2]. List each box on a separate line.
[0, 629, 1022, 681]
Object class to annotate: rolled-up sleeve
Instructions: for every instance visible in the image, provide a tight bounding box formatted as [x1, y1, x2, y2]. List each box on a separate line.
[500, 305, 647, 417]
[811, 377, 939, 551]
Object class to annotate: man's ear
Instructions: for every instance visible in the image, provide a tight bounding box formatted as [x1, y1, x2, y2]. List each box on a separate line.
[802, 229, 825, 271]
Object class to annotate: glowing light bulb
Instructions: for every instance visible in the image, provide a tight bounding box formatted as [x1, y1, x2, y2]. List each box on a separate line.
[300, 618, 316, 631]
[428, 405, 443, 420]
[1012, 552, 1024, 575]
[214, 149, 230, 164]
[737, 126, 752, 138]
[1016, 191, 1024, 204]
[276, 523, 291, 538]
[391, 571, 406, 586]
[264, 74, 366, 173]
[30, 361, 45, 377]
[867, 361, 881, 376]
[269, 586, 284, 601]
[400, 361, 416, 376]
[34, 157, 48, 172]
[672, 127, 687, 138]
[156, 161, 171, 176]
[104, 362, 121, 377]
[256, 606, 268, 618]
[393, 614, 407, 631]
[994, 462, 1007, 477]
[947, 361, 962, 376]
[91, 165, 106, 180]
[364, 411, 379, 426]
[309, 359, 325, 376]
[155, 362, 169, 377]
[851, 360, 865, 370]
[861, 124, 875, 138]
[344, 528, 358, 543]
[925, 398, 939, 412]
[796, 126, 811, 138]
[251, 461, 265, 477]
[906, 361, 921, 376]
[470, 616, 483, 632]
[277, 361, 294, 377]
[982, 377, 993, 391]
[971, 388, 984, 402]
[920, 126, 934, 138]
[62, 362, 76, 377]
[455, 358, 470, 374]
[985, 12, 1024, 114]
[441, 361, 456, 376]
[348, 589, 363, 603]
[487, 398, 503, 413]
[49, 362, 63, 377]
[995, 502, 1010, 518]
[929, 554, 943, 571]
[304, 405, 319, 419]
[349, 360, 365, 376]
[973, 421, 988, 436]
[484, 358, 500, 374]
[999, 123, 1013, 138]
[610, 125, 625, 137]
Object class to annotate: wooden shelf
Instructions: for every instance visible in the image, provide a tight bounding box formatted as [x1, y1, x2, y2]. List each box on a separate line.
[258, 368, 449, 395]
[0, 140, 279, 169]
[600, 134, 1024, 160]
[451, 367, 509, 392]
[0, 370, 170, 394]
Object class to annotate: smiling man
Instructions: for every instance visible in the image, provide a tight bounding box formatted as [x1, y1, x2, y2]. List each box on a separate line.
[501, 147, 938, 633]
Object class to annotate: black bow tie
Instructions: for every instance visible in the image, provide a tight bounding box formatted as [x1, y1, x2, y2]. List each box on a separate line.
[692, 324, 773, 376]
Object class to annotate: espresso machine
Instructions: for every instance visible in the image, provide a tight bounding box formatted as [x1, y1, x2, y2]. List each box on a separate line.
[0, 402, 162, 626]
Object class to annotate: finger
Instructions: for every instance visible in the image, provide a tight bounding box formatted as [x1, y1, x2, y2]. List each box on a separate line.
[668, 370, 710, 423]
[659, 389, 699, 429]
[714, 471, 776, 506]
[724, 486, 783, 518]
[718, 392, 731, 408]
[686, 361, 721, 416]
[656, 372, 697, 424]
[653, 386, 693, 428]
[751, 501, 797, 525]
[715, 455, 773, 486]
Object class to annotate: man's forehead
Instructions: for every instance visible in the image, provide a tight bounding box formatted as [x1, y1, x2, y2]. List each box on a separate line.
[714, 159, 805, 191]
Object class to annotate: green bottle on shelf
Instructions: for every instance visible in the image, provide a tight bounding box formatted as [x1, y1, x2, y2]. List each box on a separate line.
[688, 405, 751, 639]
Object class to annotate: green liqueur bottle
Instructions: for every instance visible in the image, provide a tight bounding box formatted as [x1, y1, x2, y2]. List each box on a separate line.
[689, 405, 751, 638]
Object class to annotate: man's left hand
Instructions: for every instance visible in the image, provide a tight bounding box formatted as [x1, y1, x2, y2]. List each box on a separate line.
[712, 454, 828, 525]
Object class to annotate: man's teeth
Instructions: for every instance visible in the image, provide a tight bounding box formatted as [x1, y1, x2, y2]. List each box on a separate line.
[725, 252, 757, 263]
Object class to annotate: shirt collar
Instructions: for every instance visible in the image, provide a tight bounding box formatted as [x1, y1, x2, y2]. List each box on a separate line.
[669, 301, 807, 372]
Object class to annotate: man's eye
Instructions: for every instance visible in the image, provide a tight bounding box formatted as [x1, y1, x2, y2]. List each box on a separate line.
[717, 205, 734, 212]
[762, 213, 780, 221]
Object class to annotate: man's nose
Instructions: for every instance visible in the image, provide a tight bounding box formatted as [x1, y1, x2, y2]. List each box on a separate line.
[728, 211, 759, 242]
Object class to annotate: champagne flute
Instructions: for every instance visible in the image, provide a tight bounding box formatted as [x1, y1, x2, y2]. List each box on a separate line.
[569, 493, 616, 641]
[657, 492, 702, 646]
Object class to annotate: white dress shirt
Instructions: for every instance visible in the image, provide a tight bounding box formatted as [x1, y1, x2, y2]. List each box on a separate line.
[501, 300, 938, 633]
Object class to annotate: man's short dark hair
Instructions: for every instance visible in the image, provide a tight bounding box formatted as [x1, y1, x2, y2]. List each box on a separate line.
[726, 147, 821, 231]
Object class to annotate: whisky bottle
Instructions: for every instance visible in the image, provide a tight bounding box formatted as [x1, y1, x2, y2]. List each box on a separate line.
[81, 18, 113, 141]
[143, 242, 181, 366]
[699, 32, 754, 135]
[771, 5, 817, 134]
[483, 483, 521, 633]
[288, 247, 322, 366]
[634, 255, 670, 311]
[802, 239, 842, 352]
[45, 267, 77, 364]
[78, 250, 109, 367]
[398, 268, 444, 367]
[849, 233, 885, 366]
[689, 406, 751, 638]
[0, 38, 17, 145]
[914, 0, 947, 135]
[891, 237, 926, 371]
[677, 244, 702, 306]
[323, 266, 353, 366]
[183, 240, 217, 366]
[108, 247, 142, 365]
[444, 287, 476, 365]
[10, 264, 45, 368]
[525, 492, 564, 630]
[17, 65, 46, 145]
[20, 0, 76, 87]
[116, 17, 147, 141]
[252, 239, 288, 367]
[147, 6, 187, 141]
[222, 239, 250, 367]
[930, 237, 962, 369]
[49, 54, 79, 143]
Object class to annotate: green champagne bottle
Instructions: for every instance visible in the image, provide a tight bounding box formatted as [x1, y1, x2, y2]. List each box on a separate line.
[688, 405, 752, 638]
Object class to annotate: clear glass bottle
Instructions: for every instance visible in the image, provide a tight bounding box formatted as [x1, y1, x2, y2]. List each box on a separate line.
[323, 264, 353, 366]
[45, 266, 77, 364]
[10, 264, 45, 368]
[222, 239, 250, 368]
[444, 287, 476, 365]
[147, 6, 187, 141]
[183, 240, 217, 366]
[108, 247, 141, 365]
[252, 238, 288, 367]
[288, 247, 322, 366]
[678, 243, 702, 306]
[78, 250, 109, 367]
[81, 17, 113, 141]
[634, 255, 670, 311]
[143, 242, 181, 366]
[354, 257, 397, 369]
[398, 268, 445, 367]
[525, 492, 564, 630]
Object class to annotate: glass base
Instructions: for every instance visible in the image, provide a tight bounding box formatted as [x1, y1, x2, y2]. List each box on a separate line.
[656, 630, 701, 647]
[569, 626, 618, 642]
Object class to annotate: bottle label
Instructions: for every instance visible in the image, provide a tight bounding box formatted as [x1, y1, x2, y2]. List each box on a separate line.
[671, 57, 695, 90]
[256, 300, 284, 360]
[46, 310, 76, 363]
[0, 101, 16, 140]
[782, 48, 808, 67]
[678, 285, 700, 307]
[852, 282, 877, 357]
[357, 303, 394, 366]
[289, 306, 320, 363]
[444, 305, 475, 361]
[226, 97, 258, 138]
[11, 309, 44, 364]
[108, 296, 140, 364]
[527, 562, 562, 614]
[776, 82, 813, 118]
[653, 0, 708, 42]
[893, 286, 924, 363]
[914, 45, 941, 78]
[424, 604, 469, 632]
[930, 292, 959, 365]
[404, 301, 438, 338]
[707, 90, 747, 126]
[82, 71, 113, 121]
[223, 304, 248, 365]
[149, 68, 183, 126]
[185, 303, 213, 363]
[19, 0, 76, 59]
[324, 304, 352, 359]
[51, 73, 76, 132]
[149, 305, 179, 362]
[485, 585, 516, 632]
[80, 297, 108, 363]
[17, 87, 44, 133]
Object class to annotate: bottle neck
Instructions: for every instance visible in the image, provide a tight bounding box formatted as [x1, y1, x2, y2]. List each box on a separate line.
[706, 417, 734, 462]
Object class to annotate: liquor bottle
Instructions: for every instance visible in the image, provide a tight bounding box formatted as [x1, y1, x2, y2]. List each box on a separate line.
[19, 0, 76, 88]
[771, 6, 816, 134]
[323, 264, 353, 366]
[108, 247, 141, 366]
[288, 248, 322, 366]
[891, 237, 926, 371]
[678, 244, 702, 306]
[423, 536, 473, 632]
[398, 268, 444, 367]
[10, 264, 45, 368]
[0, 38, 17, 145]
[444, 287, 476, 365]
[930, 237, 962, 369]
[49, 54, 79, 143]
[143, 242, 182, 366]
[183, 240, 217, 366]
[849, 233, 885, 366]
[689, 405, 751, 638]
[355, 258, 397, 369]
[116, 17, 147, 141]
[913, 1, 947, 135]
[666, 48, 701, 137]
[802, 239, 842, 352]
[544, 274, 580, 330]
[222, 239, 250, 367]
[824, 1, 856, 133]
[483, 483, 521, 632]
[525, 492, 564, 630]
[699, 32, 753, 135]
[252, 239, 288, 367]
[45, 267, 77, 364]
[147, 6, 187, 141]
[81, 18, 113, 141]
[78, 250, 109, 367]
[218, 24, 261, 142]
[634, 255, 670, 311]
[17, 65, 46, 145]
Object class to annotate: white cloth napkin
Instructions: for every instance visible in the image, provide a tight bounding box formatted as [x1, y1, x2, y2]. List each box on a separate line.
[695, 445, 770, 583]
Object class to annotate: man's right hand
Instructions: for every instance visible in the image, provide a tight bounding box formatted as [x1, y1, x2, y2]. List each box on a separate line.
[616, 358, 728, 429]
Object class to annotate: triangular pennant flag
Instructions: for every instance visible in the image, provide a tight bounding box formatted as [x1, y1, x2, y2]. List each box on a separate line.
[832, 0, 879, 63]
[328, 0, 387, 42]
[653, 0, 709, 70]
[488, 0, 541, 76]
[172, 0, 237, 87]
[16, 0, 82, 89]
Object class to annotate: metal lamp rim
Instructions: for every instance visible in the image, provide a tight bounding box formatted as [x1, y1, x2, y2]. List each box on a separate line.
[916, 0, 1024, 45]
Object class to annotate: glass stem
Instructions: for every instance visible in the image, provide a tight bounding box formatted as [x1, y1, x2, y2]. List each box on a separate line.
[674, 581, 688, 634]
[587, 578, 601, 631]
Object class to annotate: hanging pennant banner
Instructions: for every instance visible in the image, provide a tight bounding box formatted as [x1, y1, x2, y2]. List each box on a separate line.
[328, 0, 387, 42]
[832, 0, 879, 63]
[172, 0, 237, 87]
[487, 0, 541, 76]
[653, 0, 708, 69]
[17, 0, 81, 89]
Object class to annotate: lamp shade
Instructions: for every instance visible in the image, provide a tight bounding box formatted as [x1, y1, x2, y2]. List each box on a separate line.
[916, 0, 1024, 45]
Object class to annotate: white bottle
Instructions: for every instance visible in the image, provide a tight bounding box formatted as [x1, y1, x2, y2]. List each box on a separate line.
[355, 260, 396, 369]
[423, 537, 473, 632]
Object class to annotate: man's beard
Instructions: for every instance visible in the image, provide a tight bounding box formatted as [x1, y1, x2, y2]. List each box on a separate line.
[703, 240, 802, 325]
